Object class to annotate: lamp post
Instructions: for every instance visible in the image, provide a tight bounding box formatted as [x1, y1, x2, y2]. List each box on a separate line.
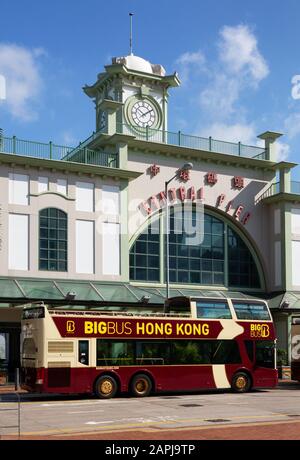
[165, 162, 193, 305]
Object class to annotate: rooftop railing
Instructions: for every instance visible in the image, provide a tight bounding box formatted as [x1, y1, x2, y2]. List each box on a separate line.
[0, 135, 72, 160]
[0, 122, 268, 168]
[116, 123, 267, 160]
[0, 135, 118, 168]
[62, 147, 118, 168]
[258, 181, 300, 201]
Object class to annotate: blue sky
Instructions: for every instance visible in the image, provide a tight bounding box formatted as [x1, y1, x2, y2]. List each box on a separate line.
[1, 0, 300, 177]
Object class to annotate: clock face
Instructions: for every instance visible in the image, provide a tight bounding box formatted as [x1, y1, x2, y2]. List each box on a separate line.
[131, 100, 157, 128]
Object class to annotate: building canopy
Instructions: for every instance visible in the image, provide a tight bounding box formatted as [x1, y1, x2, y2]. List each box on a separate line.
[0, 278, 293, 311]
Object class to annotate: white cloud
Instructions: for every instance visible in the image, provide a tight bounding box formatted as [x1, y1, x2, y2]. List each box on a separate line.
[197, 25, 269, 120]
[275, 141, 290, 162]
[175, 50, 206, 83]
[174, 25, 293, 163]
[218, 25, 269, 84]
[284, 112, 300, 139]
[0, 43, 44, 121]
[199, 75, 240, 119]
[61, 130, 78, 146]
[174, 24, 272, 155]
[198, 121, 257, 145]
[0, 74, 6, 100]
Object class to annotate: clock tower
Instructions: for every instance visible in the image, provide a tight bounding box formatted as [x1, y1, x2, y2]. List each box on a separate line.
[83, 53, 180, 136]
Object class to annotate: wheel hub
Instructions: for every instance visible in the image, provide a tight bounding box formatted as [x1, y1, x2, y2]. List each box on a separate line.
[236, 376, 247, 389]
[136, 380, 146, 393]
[100, 379, 113, 395]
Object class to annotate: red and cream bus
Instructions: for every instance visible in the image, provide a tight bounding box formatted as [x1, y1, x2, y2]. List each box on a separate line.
[21, 296, 277, 398]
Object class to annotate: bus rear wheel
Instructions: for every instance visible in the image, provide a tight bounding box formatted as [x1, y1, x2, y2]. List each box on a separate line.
[231, 372, 251, 393]
[130, 374, 152, 397]
[94, 375, 118, 399]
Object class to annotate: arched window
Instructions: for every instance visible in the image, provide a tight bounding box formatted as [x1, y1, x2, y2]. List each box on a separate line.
[39, 208, 68, 271]
[130, 207, 261, 289]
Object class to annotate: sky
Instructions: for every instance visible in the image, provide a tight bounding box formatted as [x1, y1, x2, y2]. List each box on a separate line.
[0, 0, 300, 178]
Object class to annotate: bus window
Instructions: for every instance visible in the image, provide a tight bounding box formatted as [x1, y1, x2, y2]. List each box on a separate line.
[171, 341, 204, 364]
[171, 340, 240, 365]
[196, 301, 231, 319]
[136, 342, 170, 365]
[78, 340, 89, 366]
[255, 341, 275, 368]
[97, 340, 134, 366]
[211, 341, 241, 364]
[232, 302, 271, 320]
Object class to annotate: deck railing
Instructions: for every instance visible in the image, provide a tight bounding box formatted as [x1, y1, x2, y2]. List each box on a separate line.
[115, 123, 267, 160]
[258, 181, 300, 201]
[0, 135, 72, 160]
[0, 122, 269, 168]
[0, 135, 118, 168]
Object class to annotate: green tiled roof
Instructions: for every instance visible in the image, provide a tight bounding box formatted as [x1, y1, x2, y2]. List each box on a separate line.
[0, 278, 164, 307]
[0, 278, 298, 311]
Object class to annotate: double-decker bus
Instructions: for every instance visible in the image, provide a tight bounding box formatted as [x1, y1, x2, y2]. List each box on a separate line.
[21, 296, 277, 398]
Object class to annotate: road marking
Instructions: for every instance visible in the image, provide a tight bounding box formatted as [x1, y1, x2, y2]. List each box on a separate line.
[1, 398, 140, 408]
[41, 402, 100, 407]
[85, 415, 178, 426]
[68, 410, 104, 414]
[39, 399, 141, 407]
[86, 420, 114, 425]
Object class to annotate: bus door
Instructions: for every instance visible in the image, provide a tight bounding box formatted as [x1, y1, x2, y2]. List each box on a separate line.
[255, 341, 275, 368]
[252, 340, 276, 386]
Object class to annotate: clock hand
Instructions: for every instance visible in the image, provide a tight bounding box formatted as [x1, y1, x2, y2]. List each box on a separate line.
[141, 108, 154, 117]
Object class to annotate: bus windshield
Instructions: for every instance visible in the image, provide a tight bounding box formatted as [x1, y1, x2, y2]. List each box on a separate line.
[232, 301, 271, 321]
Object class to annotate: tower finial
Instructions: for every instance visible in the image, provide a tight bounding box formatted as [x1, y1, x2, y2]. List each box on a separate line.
[129, 13, 134, 55]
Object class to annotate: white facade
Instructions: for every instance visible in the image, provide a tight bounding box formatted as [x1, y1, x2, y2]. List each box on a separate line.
[0, 164, 122, 281]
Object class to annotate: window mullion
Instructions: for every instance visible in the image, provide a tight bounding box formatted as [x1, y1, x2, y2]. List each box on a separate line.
[224, 224, 228, 287]
[160, 211, 165, 285]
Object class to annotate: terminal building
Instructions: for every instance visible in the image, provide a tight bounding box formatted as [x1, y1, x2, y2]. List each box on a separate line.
[0, 52, 300, 382]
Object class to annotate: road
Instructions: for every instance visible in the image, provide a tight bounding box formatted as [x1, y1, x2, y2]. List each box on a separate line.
[0, 382, 300, 440]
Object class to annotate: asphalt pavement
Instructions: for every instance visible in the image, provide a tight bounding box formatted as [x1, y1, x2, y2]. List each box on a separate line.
[0, 380, 299, 440]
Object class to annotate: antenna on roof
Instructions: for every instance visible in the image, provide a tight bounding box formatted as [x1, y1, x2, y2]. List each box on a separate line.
[129, 13, 134, 55]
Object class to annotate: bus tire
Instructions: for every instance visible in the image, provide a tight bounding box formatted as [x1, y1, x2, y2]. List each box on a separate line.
[231, 372, 252, 393]
[94, 375, 118, 399]
[130, 374, 152, 397]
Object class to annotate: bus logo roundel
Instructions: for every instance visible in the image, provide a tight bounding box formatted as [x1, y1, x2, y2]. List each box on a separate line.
[250, 323, 270, 338]
[66, 321, 75, 333]
[261, 324, 270, 338]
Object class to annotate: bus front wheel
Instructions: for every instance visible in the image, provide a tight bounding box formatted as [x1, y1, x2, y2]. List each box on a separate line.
[130, 374, 152, 397]
[231, 372, 252, 393]
[94, 375, 118, 399]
